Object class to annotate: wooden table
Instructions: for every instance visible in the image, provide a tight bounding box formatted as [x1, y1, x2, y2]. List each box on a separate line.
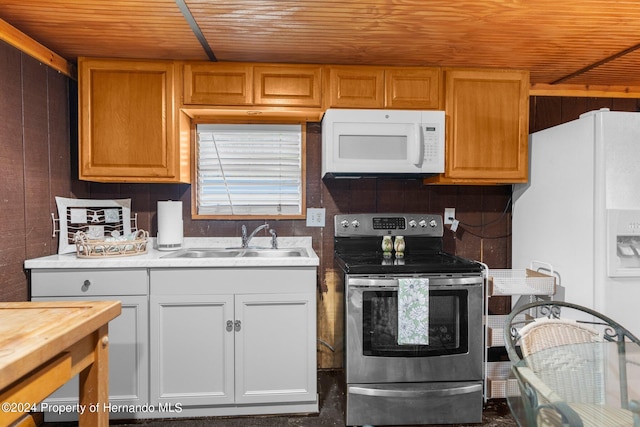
[0, 301, 121, 426]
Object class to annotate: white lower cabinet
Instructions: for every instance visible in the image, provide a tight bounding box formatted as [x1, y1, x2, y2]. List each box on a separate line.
[151, 294, 235, 406]
[149, 267, 318, 416]
[30, 269, 149, 421]
[27, 265, 318, 420]
[234, 293, 316, 405]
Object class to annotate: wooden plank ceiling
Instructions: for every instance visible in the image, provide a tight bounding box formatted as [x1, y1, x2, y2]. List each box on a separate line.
[2, 0, 640, 89]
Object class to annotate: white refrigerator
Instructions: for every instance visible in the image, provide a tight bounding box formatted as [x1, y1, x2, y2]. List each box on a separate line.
[513, 109, 640, 337]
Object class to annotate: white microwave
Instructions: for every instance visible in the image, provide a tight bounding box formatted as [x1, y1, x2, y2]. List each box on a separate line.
[321, 109, 445, 178]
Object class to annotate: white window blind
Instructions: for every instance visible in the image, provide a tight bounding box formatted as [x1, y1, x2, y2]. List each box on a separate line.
[196, 124, 303, 216]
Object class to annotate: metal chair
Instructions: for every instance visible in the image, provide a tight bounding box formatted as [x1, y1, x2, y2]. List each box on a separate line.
[504, 301, 640, 427]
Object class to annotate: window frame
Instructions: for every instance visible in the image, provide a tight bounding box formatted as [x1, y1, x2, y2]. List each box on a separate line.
[190, 118, 307, 220]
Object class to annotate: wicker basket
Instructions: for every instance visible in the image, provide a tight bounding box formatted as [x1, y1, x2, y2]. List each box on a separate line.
[486, 362, 521, 398]
[489, 268, 556, 296]
[74, 229, 149, 258]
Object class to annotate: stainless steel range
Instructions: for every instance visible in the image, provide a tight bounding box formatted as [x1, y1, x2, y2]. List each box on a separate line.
[334, 213, 485, 426]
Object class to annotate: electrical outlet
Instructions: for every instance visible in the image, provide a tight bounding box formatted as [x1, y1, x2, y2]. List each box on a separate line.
[444, 208, 456, 225]
[306, 208, 326, 227]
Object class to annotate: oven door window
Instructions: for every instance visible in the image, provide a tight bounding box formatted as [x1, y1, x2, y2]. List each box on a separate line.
[362, 289, 468, 357]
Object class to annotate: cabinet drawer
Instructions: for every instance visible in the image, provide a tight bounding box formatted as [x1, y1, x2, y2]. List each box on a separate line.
[31, 269, 148, 296]
[150, 267, 316, 295]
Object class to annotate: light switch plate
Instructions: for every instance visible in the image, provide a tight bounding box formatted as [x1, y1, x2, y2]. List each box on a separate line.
[306, 208, 326, 227]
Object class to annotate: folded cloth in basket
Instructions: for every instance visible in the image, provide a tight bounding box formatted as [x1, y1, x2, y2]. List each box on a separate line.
[397, 278, 429, 345]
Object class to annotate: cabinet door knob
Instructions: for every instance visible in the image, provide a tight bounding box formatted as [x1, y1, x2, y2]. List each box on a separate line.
[226, 320, 233, 332]
[234, 320, 242, 332]
[82, 280, 91, 291]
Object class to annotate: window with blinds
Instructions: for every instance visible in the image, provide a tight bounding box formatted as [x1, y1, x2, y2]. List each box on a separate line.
[196, 124, 304, 217]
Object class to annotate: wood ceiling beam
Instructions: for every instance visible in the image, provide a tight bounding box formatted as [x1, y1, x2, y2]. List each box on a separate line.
[175, 0, 216, 61]
[0, 18, 75, 79]
[551, 42, 640, 85]
[530, 83, 640, 98]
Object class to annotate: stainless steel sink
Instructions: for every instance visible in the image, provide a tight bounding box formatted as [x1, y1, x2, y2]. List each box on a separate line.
[166, 249, 242, 258]
[241, 249, 304, 257]
[162, 247, 306, 258]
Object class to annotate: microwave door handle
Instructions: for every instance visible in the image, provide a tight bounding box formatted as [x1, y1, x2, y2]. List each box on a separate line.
[409, 124, 423, 167]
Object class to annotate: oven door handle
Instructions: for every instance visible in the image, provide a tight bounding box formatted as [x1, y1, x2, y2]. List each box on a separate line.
[349, 383, 482, 398]
[348, 276, 483, 289]
[348, 278, 400, 288]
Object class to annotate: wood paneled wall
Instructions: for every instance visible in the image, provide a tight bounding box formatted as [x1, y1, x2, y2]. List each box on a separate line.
[0, 40, 73, 301]
[530, 96, 640, 132]
[3, 39, 640, 364]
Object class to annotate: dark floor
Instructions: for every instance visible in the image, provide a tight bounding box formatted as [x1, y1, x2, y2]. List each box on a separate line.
[44, 370, 517, 427]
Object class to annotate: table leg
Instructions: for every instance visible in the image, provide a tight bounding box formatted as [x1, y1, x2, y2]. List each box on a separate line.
[78, 325, 109, 426]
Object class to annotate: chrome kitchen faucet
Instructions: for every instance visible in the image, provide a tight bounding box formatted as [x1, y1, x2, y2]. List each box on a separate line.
[241, 223, 270, 248]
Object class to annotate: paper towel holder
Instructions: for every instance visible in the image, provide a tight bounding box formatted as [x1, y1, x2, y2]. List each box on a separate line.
[157, 200, 184, 251]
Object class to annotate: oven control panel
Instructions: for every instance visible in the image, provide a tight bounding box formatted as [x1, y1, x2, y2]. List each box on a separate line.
[335, 213, 443, 237]
[373, 216, 406, 230]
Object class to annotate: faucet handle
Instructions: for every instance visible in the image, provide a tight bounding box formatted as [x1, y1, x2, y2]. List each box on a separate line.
[269, 229, 278, 249]
[241, 224, 248, 247]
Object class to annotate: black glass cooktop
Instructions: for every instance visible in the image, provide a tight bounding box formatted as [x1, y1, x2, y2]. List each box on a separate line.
[334, 237, 482, 275]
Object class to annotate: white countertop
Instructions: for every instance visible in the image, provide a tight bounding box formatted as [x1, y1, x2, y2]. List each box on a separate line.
[24, 237, 319, 269]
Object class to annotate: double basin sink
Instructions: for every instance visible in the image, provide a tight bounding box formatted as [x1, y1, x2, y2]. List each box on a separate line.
[162, 247, 306, 259]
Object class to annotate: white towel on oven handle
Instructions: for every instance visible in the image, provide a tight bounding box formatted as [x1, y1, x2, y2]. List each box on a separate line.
[397, 278, 429, 345]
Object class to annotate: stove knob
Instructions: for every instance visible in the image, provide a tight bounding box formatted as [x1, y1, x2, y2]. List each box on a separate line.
[351, 220, 360, 228]
[429, 219, 438, 228]
[418, 219, 427, 228]
[340, 220, 349, 228]
[408, 219, 417, 228]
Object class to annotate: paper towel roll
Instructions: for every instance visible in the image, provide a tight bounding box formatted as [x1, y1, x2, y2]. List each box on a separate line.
[157, 201, 183, 250]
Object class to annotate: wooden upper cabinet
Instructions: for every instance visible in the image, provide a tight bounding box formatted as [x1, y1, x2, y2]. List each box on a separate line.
[385, 67, 441, 109]
[327, 66, 441, 109]
[184, 62, 439, 110]
[254, 65, 322, 107]
[183, 62, 322, 107]
[184, 62, 253, 105]
[327, 66, 385, 108]
[78, 57, 189, 183]
[425, 68, 529, 184]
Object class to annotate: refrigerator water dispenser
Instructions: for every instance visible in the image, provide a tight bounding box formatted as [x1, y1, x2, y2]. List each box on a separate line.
[608, 209, 640, 276]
